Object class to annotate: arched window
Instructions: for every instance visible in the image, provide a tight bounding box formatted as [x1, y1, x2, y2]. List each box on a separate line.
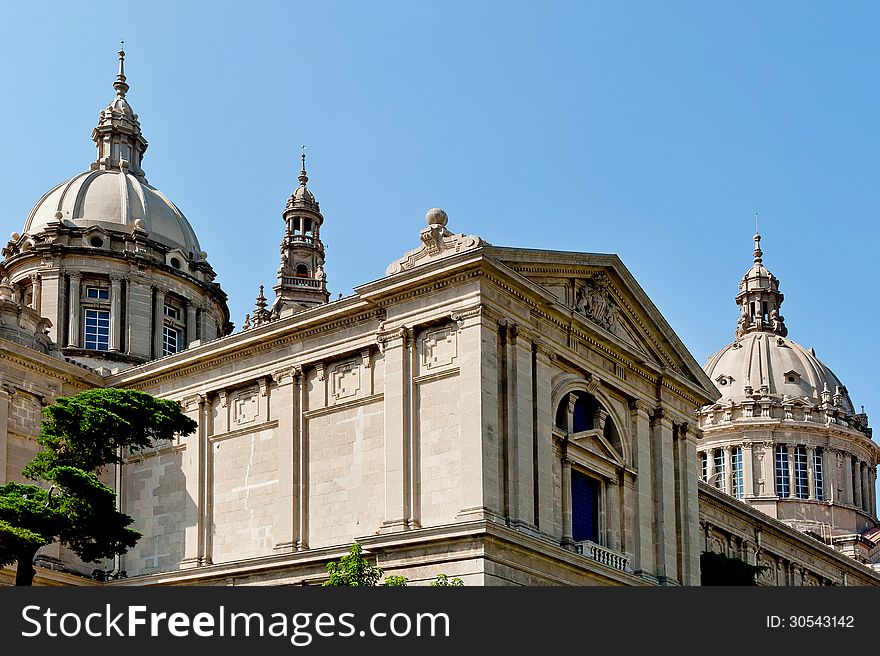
[295, 264, 309, 278]
[554, 390, 622, 455]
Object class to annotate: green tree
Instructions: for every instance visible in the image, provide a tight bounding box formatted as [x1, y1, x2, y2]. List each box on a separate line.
[430, 573, 464, 586]
[323, 542, 408, 586]
[323, 542, 465, 587]
[0, 388, 196, 586]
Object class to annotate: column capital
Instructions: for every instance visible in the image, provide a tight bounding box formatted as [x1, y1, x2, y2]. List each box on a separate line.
[650, 407, 666, 426]
[68, 271, 82, 282]
[532, 338, 557, 362]
[628, 398, 651, 415]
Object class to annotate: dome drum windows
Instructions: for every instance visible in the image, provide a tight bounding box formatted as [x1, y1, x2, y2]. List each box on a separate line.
[161, 296, 185, 357]
[773, 443, 827, 502]
[699, 445, 745, 498]
[81, 279, 112, 352]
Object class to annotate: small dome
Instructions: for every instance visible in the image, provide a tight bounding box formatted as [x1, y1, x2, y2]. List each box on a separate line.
[23, 169, 201, 255]
[102, 96, 136, 121]
[704, 332, 855, 414]
[292, 185, 316, 204]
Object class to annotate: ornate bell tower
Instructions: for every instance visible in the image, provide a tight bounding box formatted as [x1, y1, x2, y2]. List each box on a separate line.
[272, 149, 329, 313]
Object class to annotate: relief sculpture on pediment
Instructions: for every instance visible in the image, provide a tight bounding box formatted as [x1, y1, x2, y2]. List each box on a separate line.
[576, 274, 620, 334]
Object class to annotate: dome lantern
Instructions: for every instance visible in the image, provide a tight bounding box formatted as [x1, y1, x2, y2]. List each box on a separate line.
[734, 233, 787, 338]
[90, 44, 149, 178]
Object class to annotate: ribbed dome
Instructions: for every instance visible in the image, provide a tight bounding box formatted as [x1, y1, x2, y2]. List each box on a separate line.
[23, 169, 201, 255]
[704, 332, 854, 414]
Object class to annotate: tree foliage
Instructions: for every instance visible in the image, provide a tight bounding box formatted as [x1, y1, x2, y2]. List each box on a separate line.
[430, 573, 464, 586]
[323, 542, 407, 586]
[0, 388, 196, 585]
[323, 542, 464, 587]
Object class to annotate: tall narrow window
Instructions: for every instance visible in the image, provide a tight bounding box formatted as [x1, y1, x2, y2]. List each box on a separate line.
[700, 452, 708, 482]
[162, 299, 185, 356]
[813, 448, 824, 501]
[713, 449, 726, 491]
[162, 325, 180, 357]
[731, 447, 744, 499]
[571, 470, 600, 543]
[84, 309, 110, 351]
[794, 446, 809, 499]
[775, 445, 790, 498]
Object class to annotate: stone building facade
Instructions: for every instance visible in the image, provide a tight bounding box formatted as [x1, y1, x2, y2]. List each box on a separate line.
[1, 52, 878, 586]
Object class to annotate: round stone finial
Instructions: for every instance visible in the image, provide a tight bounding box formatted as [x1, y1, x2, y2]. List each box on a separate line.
[10, 232, 20, 241]
[54, 211, 64, 220]
[199, 251, 208, 261]
[133, 218, 146, 230]
[426, 208, 448, 227]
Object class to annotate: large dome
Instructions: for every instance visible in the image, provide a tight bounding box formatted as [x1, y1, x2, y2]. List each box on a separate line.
[23, 169, 201, 256]
[704, 332, 854, 414]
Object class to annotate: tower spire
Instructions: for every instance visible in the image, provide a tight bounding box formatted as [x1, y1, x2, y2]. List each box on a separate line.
[299, 145, 308, 187]
[113, 41, 129, 97]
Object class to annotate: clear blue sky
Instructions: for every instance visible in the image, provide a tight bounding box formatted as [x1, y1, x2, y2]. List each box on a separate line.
[1, 2, 877, 438]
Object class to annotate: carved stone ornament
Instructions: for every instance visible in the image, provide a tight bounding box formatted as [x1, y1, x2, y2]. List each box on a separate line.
[385, 210, 488, 275]
[575, 274, 620, 334]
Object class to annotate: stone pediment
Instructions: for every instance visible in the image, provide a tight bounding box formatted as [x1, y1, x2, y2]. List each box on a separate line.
[569, 428, 626, 468]
[485, 248, 718, 399]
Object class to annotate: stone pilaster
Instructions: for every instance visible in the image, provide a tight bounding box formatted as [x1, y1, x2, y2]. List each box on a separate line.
[843, 451, 854, 505]
[181, 394, 207, 568]
[67, 272, 81, 348]
[271, 367, 297, 554]
[532, 339, 555, 532]
[651, 408, 677, 583]
[296, 367, 309, 549]
[186, 301, 198, 347]
[677, 423, 700, 585]
[456, 312, 487, 521]
[109, 275, 122, 352]
[629, 398, 654, 577]
[853, 458, 862, 509]
[380, 327, 409, 532]
[153, 287, 166, 358]
[742, 442, 755, 498]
